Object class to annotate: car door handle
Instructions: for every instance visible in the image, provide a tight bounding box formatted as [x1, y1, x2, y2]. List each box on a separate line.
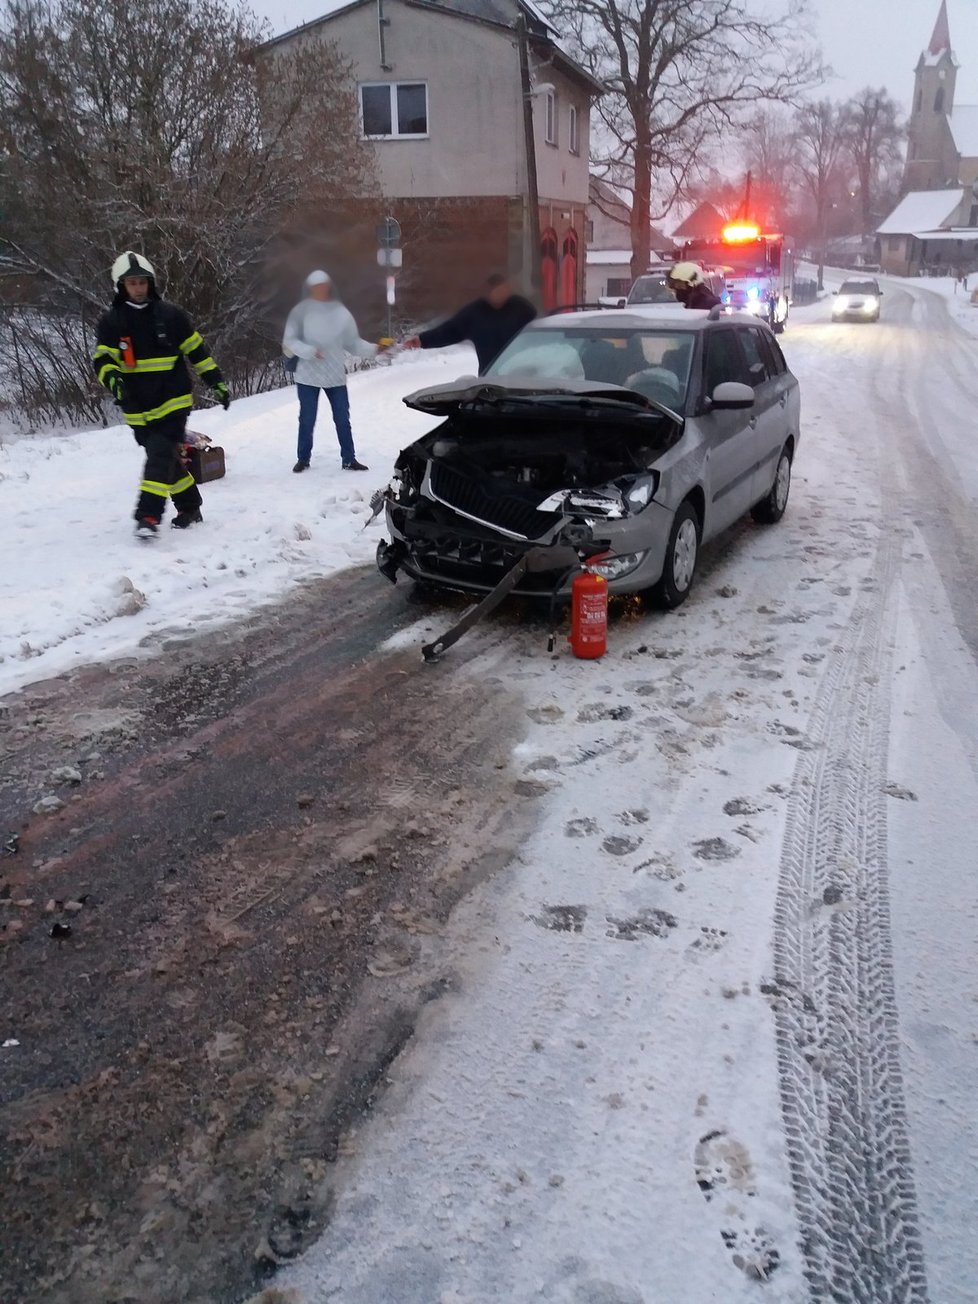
[779, 393, 787, 407]
[748, 417, 757, 428]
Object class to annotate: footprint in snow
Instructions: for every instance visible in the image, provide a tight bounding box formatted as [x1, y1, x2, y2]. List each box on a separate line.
[606, 909, 677, 941]
[722, 797, 764, 816]
[692, 837, 740, 863]
[617, 809, 649, 826]
[577, 703, 634, 723]
[884, 782, 918, 801]
[532, 904, 587, 934]
[694, 1129, 782, 1282]
[565, 817, 599, 838]
[602, 834, 643, 857]
[686, 926, 728, 958]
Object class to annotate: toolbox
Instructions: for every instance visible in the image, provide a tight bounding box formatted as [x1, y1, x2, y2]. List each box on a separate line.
[183, 432, 226, 483]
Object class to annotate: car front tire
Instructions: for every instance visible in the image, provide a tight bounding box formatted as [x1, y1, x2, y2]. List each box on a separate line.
[648, 499, 700, 609]
[751, 446, 792, 524]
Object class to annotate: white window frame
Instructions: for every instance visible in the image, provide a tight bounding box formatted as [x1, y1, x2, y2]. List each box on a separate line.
[359, 81, 429, 140]
[545, 89, 557, 146]
[568, 104, 579, 155]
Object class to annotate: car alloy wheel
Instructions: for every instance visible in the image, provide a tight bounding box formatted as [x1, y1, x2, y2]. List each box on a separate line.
[751, 448, 792, 524]
[649, 499, 699, 609]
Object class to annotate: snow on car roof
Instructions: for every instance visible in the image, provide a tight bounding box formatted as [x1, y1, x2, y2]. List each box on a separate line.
[530, 309, 708, 330]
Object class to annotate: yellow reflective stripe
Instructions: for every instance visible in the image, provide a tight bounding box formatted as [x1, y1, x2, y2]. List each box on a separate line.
[144, 394, 193, 421]
[179, 331, 203, 354]
[131, 356, 179, 372]
[97, 362, 119, 385]
[122, 394, 193, 427]
[139, 479, 170, 499]
[171, 473, 195, 494]
[192, 356, 217, 374]
[94, 344, 121, 360]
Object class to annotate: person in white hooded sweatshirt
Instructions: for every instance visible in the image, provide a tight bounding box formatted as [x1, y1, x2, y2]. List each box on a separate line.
[282, 270, 379, 472]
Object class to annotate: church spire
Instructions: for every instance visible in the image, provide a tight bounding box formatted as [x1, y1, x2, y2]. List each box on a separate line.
[928, 0, 951, 56]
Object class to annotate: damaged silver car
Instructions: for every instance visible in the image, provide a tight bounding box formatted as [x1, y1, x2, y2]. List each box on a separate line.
[376, 309, 800, 608]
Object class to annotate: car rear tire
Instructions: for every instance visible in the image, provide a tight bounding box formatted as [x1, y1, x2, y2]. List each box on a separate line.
[648, 500, 700, 609]
[751, 446, 792, 524]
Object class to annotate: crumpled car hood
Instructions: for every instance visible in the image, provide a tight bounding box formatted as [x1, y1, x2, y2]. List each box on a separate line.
[402, 376, 677, 422]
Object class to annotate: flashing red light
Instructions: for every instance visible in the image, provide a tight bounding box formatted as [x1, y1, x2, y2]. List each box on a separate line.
[722, 221, 761, 244]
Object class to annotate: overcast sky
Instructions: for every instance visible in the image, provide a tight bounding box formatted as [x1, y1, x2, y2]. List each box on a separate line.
[248, 0, 978, 116]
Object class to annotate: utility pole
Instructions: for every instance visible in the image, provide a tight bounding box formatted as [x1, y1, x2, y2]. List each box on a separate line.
[516, 13, 542, 302]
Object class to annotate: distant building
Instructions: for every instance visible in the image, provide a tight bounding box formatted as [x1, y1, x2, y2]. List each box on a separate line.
[877, 188, 978, 276]
[584, 178, 675, 302]
[878, 2, 978, 275]
[254, 0, 603, 326]
[902, 0, 978, 192]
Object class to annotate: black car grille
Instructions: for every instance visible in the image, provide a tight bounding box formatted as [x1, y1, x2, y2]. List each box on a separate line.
[428, 461, 562, 540]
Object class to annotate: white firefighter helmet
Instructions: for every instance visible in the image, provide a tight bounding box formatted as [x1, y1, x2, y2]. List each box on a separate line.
[111, 251, 156, 287]
[666, 261, 706, 289]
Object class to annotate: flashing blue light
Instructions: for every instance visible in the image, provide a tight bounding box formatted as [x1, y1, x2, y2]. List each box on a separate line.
[721, 292, 730, 304]
[747, 285, 760, 301]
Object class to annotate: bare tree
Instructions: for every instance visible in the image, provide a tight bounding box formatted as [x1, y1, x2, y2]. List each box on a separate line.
[792, 98, 850, 288]
[0, 0, 376, 425]
[840, 88, 904, 235]
[539, 0, 824, 277]
[737, 107, 801, 228]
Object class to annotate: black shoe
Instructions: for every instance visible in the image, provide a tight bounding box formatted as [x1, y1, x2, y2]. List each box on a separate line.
[293, 460, 310, 473]
[135, 517, 159, 539]
[343, 459, 369, 471]
[171, 509, 203, 529]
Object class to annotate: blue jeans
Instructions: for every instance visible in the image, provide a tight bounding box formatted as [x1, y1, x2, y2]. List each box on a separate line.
[296, 383, 356, 464]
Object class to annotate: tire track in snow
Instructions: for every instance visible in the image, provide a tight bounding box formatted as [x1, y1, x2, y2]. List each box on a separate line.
[771, 506, 928, 1294]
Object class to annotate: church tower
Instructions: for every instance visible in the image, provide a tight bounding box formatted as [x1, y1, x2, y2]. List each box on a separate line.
[902, 0, 959, 192]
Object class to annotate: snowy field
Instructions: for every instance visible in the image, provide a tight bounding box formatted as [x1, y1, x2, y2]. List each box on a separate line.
[5, 274, 978, 1302]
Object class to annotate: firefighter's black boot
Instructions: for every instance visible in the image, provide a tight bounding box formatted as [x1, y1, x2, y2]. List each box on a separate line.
[171, 509, 203, 529]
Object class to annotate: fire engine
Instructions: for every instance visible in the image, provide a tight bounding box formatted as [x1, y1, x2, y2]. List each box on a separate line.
[678, 220, 795, 333]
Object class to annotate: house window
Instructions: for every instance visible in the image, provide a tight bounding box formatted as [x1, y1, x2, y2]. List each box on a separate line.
[545, 89, 557, 145]
[584, 219, 594, 241]
[935, 87, 945, 113]
[360, 82, 428, 138]
[568, 104, 579, 154]
[606, 277, 630, 297]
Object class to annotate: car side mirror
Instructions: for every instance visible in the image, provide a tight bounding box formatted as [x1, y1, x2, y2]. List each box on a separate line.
[616, 298, 626, 309]
[709, 381, 754, 410]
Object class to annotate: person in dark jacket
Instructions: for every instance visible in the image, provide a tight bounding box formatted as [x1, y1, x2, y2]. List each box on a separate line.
[93, 251, 230, 538]
[666, 261, 722, 310]
[402, 273, 536, 372]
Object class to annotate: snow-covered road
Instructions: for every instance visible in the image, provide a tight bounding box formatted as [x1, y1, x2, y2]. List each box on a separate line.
[272, 282, 976, 1303]
[5, 276, 977, 1303]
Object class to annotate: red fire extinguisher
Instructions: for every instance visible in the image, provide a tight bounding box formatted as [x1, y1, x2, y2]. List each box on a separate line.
[569, 565, 608, 659]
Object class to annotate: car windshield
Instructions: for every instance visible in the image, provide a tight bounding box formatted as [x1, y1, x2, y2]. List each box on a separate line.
[840, 281, 878, 294]
[627, 276, 675, 305]
[486, 327, 694, 407]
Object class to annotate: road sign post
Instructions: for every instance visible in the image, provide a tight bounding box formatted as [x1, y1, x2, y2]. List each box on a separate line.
[376, 216, 402, 340]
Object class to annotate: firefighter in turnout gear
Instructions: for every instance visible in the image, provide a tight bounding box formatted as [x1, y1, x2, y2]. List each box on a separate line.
[93, 252, 230, 537]
[666, 261, 722, 311]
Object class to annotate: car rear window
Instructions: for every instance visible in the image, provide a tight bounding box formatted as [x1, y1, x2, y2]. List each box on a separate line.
[627, 277, 674, 304]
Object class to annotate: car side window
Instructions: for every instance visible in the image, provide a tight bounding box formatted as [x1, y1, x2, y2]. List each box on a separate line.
[739, 328, 772, 389]
[703, 329, 749, 396]
[756, 330, 786, 377]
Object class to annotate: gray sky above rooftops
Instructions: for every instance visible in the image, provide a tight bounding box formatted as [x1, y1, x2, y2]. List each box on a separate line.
[249, 0, 978, 118]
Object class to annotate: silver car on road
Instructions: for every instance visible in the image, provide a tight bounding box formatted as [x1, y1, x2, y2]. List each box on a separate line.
[376, 307, 800, 607]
